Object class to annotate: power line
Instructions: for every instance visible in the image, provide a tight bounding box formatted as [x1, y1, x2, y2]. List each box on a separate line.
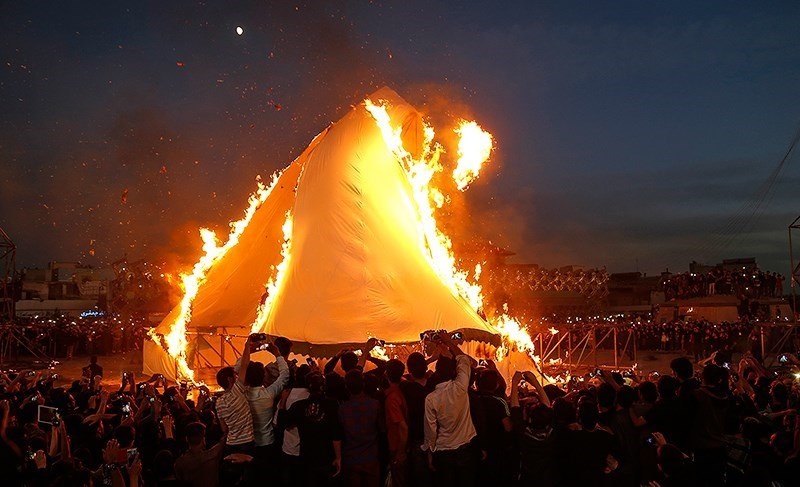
[664, 121, 800, 269]
[699, 123, 800, 261]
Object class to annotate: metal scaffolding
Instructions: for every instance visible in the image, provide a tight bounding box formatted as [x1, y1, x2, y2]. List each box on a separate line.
[0, 228, 54, 366]
[0, 227, 15, 323]
[532, 323, 638, 375]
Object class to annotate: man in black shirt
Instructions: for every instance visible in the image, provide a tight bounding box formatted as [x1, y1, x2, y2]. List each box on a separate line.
[510, 371, 558, 487]
[671, 357, 699, 450]
[400, 352, 432, 487]
[474, 369, 512, 485]
[563, 400, 618, 486]
[287, 373, 343, 487]
[643, 376, 683, 446]
[689, 365, 729, 487]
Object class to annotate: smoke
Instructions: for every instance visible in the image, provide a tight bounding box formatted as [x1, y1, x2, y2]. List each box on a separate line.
[386, 82, 530, 265]
[1, 0, 529, 276]
[2, 1, 399, 271]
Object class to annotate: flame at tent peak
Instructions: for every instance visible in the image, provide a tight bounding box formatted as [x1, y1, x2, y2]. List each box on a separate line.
[453, 120, 493, 191]
[364, 98, 483, 311]
[362, 98, 535, 364]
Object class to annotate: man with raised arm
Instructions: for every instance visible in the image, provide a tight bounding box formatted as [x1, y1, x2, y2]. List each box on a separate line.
[215, 333, 255, 454]
[235, 338, 291, 471]
[423, 330, 477, 487]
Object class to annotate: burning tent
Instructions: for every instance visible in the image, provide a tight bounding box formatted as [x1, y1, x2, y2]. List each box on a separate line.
[145, 87, 532, 382]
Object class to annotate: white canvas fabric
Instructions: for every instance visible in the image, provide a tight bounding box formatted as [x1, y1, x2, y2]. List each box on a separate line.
[144, 87, 498, 379]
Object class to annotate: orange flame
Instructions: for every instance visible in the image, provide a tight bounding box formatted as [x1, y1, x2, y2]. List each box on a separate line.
[453, 120, 493, 191]
[492, 313, 537, 361]
[151, 171, 284, 380]
[157, 96, 531, 381]
[251, 211, 294, 333]
[363, 99, 535, 363]
[364, 99, 484, 310]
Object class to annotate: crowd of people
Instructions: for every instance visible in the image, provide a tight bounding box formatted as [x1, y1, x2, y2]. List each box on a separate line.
[626, 319, 756, 358]
[562, 317, 799, 363]
[2, 330, 800, 487]
[660, 269, 785, 301]
[3, 314, 794, 372]
[5, 315, 148, 360]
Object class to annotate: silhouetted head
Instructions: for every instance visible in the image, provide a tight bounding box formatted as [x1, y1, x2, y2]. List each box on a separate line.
[185, 422, 206, 447]
[274, 337, 293, 358]
[341, 351, 360, 372]
[476, 369, 499, 394]
[216, 366, 236, 390]
[406, 352, 428, 379]
[345, 370, 364, 395]
[657, 375, 679, 400]
[435, 356, 457, 382]
[553, 397, 576, 426]
[307, 373, 325, 396]
[702, 364, 723, 387]
[577, 400, 599, 430]
[245, 362, 265, 388]
[386, 359, 405, 384]
[670, 357, 694, 381]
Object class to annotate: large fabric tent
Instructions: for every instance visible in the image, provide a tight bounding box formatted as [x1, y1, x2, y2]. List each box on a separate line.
[144, 87, 500, 380]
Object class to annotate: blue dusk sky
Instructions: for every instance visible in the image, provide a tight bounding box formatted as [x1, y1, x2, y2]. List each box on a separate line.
[1, 1, 799, 275]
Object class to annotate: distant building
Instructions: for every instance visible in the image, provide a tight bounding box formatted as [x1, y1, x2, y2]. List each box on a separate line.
[607, 272, 662, 308]
[455, 240, 609, 322]
[607, 258, 793, 322]
[16, 262, 113, 317]
[720, 257, 758, 272]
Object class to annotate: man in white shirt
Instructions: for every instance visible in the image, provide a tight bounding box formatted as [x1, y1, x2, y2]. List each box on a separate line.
[423, 331, 477, 487]
[216, 335, 264, 487]
[235, 340, 291, 471]
[215, 334, 255, 454]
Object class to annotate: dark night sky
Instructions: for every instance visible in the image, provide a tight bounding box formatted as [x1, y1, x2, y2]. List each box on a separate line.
[1, 1, 799, 276]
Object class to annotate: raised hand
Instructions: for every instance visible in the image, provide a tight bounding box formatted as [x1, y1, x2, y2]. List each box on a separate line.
[103, 439, 121, 465]
[161, 415, 174, 436]
[651, 431, 667, 447]
[128, 453, 142, 480]
[33, 450, 47, 469]
[522, 371, 541, 385]
[365, 337, 379, 351]
[265, 342, 281, 357]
